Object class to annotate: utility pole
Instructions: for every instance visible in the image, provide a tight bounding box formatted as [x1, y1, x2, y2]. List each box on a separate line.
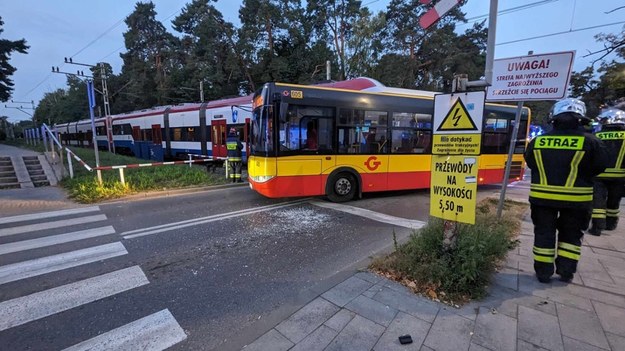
[86, 79, 102, 184]
[61, 58, 114, 153]
[199, 81, 204, 103]
[8, 100, 37, 124]
[326, 60, 331, 81]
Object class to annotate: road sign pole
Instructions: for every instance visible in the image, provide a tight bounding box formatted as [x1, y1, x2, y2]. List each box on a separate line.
[496, 101, 524, 218]
[442, 77, 462, 251]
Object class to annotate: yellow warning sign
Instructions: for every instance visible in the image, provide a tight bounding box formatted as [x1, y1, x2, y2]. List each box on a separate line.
[437, 99, 478, 131]
[429, 155, 478, 224]
[432, 134, 482, 155]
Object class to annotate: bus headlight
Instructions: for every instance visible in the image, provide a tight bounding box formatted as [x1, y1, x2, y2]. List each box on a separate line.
[250, 175, 275, 183]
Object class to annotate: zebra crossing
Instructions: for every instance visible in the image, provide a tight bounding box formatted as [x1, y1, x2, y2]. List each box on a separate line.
[0, 206, 187, 350]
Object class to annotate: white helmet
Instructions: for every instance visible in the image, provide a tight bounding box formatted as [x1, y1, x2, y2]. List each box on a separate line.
[597, 108, 625, 125]
[549, 98, 588, 123]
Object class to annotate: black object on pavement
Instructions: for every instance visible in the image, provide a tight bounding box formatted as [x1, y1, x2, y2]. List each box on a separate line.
[399, 334, 413, 344]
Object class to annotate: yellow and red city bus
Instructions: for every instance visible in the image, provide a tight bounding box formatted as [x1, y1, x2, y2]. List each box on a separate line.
[247, 80, 530, 202]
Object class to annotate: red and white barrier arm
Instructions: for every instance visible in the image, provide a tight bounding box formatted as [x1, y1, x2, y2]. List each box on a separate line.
[419, 0, 462, 29]
[66, 148, 93, 172]
[94, 157, 226, 171]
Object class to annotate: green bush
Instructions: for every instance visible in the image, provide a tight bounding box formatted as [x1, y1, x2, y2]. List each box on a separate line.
[371, 198, 525, 302]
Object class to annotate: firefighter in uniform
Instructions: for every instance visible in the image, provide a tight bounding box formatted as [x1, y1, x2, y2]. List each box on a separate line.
[589, 109, 625, 236]
[524, 98, 608, 283]
[226, 127, 243, 183]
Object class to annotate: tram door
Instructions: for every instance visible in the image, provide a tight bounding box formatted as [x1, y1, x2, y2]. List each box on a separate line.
[211, 119, 227, 158]
[152, 124, 162, 145]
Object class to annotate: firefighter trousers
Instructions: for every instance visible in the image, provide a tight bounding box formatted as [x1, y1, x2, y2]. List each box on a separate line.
[530, 204, 589, 278]
[592, 179, 623, 230]
[228, 159, 242, 182]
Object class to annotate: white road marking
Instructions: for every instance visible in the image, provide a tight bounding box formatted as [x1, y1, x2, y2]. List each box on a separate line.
[123, 199, 309, 239]
[309, 201, 427, 230]
[0, 266, 149, 331]
[0, 242, 127, 285]
[0, 226, 116, 256]
[0, 206, 100, 225]
[63, 309, 187, 351]
[0, 214, 107, 237]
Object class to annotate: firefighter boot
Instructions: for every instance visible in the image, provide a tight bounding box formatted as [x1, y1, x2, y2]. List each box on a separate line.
[556, 268, 574, 283]
[536, 274, 551, 284]
[534, 262, 553, 284]
[588, 218, 602, 236]
[588, 226, 602, 236]
[606, 217, 618, 231]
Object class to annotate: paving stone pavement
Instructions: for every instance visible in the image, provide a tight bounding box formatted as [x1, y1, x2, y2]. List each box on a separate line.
[244, 181, 625, 351]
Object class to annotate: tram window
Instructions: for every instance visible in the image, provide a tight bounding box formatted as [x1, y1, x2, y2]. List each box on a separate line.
[187, 127, 204, 141]
[143, 129, 153, 141]
[204, 126, 212, 142]
[112, 124, 133, 135]
[172, 128, 183, 141]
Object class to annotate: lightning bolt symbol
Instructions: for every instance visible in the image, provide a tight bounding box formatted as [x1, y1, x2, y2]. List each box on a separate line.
[452, 108, 462, 127]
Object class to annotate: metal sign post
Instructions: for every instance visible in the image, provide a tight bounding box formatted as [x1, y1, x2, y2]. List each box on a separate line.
[87, 80, 102, 184]
[487, 50, 576, 218]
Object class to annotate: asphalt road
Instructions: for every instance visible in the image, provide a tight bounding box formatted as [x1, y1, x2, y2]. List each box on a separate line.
[0, 183, 514, 350]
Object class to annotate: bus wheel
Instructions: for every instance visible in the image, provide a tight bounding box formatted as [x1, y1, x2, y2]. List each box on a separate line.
[327, 172, 356, 202]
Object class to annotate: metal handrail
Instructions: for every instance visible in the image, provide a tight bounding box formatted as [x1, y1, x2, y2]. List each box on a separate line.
[42, 123, 63, 149]
[41, 123, 94, 174]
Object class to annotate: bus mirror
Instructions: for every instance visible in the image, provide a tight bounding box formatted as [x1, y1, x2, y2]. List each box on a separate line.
[279, 103, 288, 123]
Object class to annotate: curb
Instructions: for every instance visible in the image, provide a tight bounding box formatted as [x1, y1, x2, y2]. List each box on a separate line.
[96, 182, 249, 205]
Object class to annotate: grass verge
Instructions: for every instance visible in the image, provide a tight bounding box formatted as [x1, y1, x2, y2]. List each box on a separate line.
[369, 197, 528, 305]
[2, 140, 230, 203]
[61, 147, 230, 203]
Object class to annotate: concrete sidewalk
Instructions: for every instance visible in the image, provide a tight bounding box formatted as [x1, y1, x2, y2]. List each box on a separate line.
[244, 183, 625, 350]
[0, 143, 78, 216]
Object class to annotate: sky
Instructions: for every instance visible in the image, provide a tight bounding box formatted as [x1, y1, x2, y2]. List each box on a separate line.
[1, 0, 624, 123]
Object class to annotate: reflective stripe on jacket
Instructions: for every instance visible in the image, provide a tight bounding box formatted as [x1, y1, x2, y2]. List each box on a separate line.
[595, 127, 625, 179]
[524, 131, 608, 208]
[226, 135, 243, 158]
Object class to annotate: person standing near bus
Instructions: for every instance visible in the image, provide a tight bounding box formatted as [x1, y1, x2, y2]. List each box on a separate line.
[588, 109, 625, 236]
[306, 121, 318, 150]
[524, 98, 608, 283]
[226, 127, 243, 183]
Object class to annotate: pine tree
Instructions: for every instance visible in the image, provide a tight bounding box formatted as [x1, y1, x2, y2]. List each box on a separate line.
[0, 17, 29, 102]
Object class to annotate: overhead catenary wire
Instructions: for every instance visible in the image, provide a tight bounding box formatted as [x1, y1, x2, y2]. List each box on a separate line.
[497, 20, 625, 46]
[460, 0, 559, 26]
[19, 8, 181, 101]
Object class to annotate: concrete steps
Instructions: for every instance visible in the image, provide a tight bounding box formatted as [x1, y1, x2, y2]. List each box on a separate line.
[0, 157, 20, 189]
[0, 155, 58, 189]
[23, 156, 50, 187]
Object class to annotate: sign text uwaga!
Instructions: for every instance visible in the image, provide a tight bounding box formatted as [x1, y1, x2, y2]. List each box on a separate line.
[486, 51, 575, 101]
[429, 92, 484, 224]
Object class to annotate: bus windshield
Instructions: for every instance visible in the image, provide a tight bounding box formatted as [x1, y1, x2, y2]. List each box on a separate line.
[251, 105, 274, 155]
